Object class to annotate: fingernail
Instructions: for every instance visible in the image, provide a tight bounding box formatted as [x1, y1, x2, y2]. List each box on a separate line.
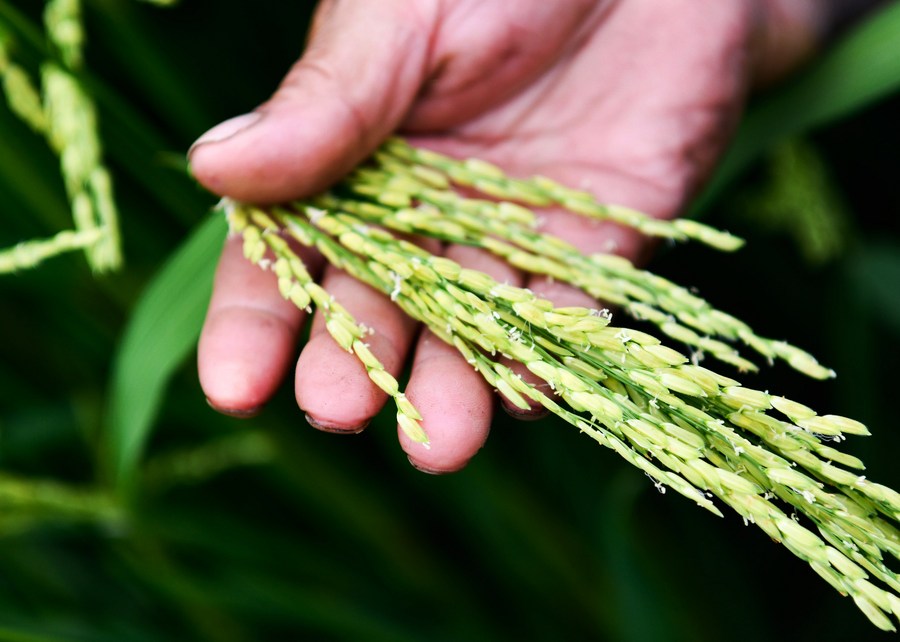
[206, 397, 262, 419]
[189, 112, 262, 156]
[407, 456, 454, 475]
[500, 400, 549, 422]
[305, 413, 370, 434]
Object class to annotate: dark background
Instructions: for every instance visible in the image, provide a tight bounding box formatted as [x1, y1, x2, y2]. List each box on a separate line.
[0, 1, 898, 640]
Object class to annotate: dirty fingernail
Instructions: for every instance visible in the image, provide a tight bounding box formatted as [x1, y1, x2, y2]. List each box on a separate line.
[407, 456, 460, 475]
[500, 400, 549, 422]
[206, 397, 262, 419]
[305, 413, 370, 435]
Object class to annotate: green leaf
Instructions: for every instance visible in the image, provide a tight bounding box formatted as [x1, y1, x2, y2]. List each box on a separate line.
[849, 242, 900, 336]
[739, 138, 850, 265]
[695, 2, 900, 211]
[106, 213, 225, 494]
[0, 628, 71, 642]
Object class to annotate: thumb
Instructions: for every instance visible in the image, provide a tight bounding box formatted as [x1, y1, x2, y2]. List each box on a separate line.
[189, 1, 435, 203]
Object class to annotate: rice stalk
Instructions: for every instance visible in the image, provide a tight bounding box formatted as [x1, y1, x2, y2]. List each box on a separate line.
[0, 0, 122, 274]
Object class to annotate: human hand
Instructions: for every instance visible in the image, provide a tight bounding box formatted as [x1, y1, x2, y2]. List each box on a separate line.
[190, 0, 828, 473]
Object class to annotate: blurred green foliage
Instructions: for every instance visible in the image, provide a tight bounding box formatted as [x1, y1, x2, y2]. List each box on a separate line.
[0, 1, 899, 640]
[738, 139, 850, 266]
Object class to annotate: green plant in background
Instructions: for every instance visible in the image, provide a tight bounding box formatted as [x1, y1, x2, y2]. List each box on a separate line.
[1, 1, 900, 641]
[0, 0, 120, 274]
[742, 138, 851, 266]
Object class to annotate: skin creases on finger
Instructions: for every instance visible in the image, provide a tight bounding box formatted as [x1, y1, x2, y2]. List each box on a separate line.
[402, 244, 524, 473]
[295, 263, 418, 433]
[199, 236, 313, 416]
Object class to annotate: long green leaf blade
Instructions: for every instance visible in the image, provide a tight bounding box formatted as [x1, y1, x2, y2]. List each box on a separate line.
[106, 213, 225, 493]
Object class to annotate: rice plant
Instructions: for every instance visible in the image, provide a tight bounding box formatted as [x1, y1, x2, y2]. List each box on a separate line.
[1, 1, 899, 640]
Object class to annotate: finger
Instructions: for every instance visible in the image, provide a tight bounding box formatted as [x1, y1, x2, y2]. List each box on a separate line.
[752, 0, 823, 87]
[401, 245, 523, 473]
[295, 264, 417, 433]
[188, 0, 438, 203]
[402, 329, 494, 474]
[199, 236, 318, 416]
